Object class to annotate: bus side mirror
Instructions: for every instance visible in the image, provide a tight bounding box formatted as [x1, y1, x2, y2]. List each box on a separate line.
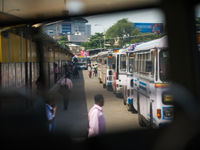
[146, 61, 152, 72]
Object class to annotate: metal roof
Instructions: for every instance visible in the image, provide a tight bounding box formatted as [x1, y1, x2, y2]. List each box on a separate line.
[134, 35, 167, 52]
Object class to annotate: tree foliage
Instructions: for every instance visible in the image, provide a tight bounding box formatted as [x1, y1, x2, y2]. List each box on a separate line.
[57, 36, 69, 49]
[106, 18, 140, 38]
[81, 33, 104, 50]
[81, 18, 165, 50]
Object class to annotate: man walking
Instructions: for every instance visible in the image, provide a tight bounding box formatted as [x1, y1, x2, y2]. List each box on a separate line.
[60, 73, 73, 110]
[88, 94, 106, 137]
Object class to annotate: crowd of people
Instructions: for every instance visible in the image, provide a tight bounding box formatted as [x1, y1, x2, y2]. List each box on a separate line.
[88, 64, 98, 78]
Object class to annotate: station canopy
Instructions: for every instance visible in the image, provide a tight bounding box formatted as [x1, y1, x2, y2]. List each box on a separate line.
[0, 0, 160, 26]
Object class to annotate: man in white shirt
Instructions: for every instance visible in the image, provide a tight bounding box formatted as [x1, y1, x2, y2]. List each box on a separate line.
[88, 94, 106, 137]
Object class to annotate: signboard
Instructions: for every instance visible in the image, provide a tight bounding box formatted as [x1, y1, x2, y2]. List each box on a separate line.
[80, 50, 89, 56]
[134, 23, 164, 34]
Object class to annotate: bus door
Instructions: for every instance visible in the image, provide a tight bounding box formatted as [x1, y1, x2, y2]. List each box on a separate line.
[118, 53, 127, 96]
[106, 53, 113, 89]
[112, 54, 119, 93]
[126, 52, 135, 106]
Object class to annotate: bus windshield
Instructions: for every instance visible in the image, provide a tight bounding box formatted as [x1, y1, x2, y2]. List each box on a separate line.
[78, 57, 88, 63]
[159, 49, 168, 82]
[129, 53, 134, 73]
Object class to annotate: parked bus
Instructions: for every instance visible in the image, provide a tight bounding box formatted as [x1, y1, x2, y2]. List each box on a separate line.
[122, 49, 135, 111]
[74, 56, 88, 70]
[97, 51, 113, 90]
[112, 49, 127, 97]
[132, 36, 173, 127]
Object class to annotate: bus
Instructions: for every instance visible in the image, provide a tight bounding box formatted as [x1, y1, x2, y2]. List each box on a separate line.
[73, 56, 88, 70]
[97, 51, 113, 90]
[122, 49, 135, 111]
[132, 36, 173, 127]
[112, 49, 127, 97]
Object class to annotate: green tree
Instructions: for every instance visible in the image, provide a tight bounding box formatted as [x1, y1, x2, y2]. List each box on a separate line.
[106, 18, 140, 38]
[57, 36, 69, 48]
[81, 32, 104, 49]
[106, 18, 140, 47]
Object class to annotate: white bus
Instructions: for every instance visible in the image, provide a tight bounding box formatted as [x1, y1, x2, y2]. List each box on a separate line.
[97, 51, 113, 90]
[132, 36, 173, 127]
[122, 48, 135, 111]
[112, 48, 127, 97]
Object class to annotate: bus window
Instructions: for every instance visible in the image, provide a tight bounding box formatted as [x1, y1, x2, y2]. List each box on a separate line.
[129, 53, 134, 73]
[151, 51, 155, 77]
[159, 49, 168, 82]
[120, 54, 126, 72]
[134, 54, 138, 73]
[145, 53, 153, 75]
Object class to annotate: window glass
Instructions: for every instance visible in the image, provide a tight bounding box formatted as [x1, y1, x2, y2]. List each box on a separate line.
[159, 49, 168, 82]
[129, 53, 135, 73]
[120, 54, 126, 72]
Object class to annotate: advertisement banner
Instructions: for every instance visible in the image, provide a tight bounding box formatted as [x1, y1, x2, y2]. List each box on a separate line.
[134, 23, 164, 34]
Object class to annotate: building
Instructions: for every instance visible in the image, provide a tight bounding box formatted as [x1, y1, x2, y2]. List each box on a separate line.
[43, 17, 91, 44]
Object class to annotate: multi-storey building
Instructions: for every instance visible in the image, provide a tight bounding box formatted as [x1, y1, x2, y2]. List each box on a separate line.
[43, 17, 91, 44]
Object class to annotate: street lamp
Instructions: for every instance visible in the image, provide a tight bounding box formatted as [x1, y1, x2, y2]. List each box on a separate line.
[94, 24, 106, 50]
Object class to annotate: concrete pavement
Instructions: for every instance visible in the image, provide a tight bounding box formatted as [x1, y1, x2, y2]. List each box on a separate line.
[55, 70, 139, 139]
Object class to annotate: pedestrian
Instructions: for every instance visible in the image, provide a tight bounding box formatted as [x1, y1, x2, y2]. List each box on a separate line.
[94, 65, 98, 77]
[60, 73, 73, 110]
[45, 93, 57, 133]
[88, 64, 92, 78]
[88, 94, 106, 138]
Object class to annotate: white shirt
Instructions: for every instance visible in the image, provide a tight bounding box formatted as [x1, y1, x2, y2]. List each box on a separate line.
[88, 104, 106, 137]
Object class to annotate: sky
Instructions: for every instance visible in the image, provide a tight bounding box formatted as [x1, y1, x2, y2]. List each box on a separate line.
[85, 9, 165, 35]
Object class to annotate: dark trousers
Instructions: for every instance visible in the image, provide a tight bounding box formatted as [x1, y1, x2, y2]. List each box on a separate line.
[63, 90, 70, 110]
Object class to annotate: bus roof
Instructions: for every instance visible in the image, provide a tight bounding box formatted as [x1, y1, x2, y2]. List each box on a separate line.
[134, 36, 168, 52]
[97, 50, 110, 56]
[118, 48, 128, 54]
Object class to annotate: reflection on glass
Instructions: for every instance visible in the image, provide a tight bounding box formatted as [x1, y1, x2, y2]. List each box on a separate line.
[159, 49, 168, 82]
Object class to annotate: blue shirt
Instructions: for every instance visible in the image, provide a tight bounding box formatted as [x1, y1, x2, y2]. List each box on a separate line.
[46, 104, 55, 121]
